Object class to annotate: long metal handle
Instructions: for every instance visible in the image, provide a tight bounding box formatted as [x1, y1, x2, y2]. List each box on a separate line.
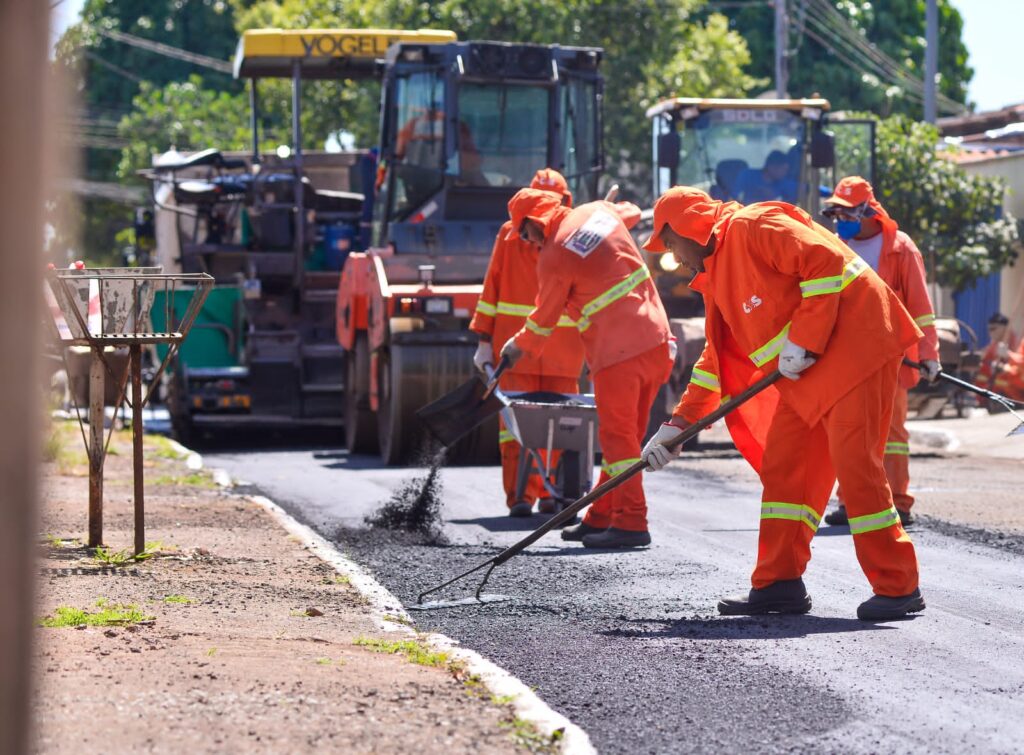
[415, 369, 782, 604]
[490, 369, 782, 566]
[481, 355, 510, 400]
[903, 358, 1021, 408]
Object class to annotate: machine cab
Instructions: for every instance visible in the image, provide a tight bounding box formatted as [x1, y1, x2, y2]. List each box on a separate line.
[372, 41, 604, 279]
[648, 98, 837, 216]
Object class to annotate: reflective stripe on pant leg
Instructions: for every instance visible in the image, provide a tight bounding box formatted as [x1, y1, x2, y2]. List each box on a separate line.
[602, 457, 640, 477]
[884, 442, 909, 455]
[760, 502, 821, 532]
[848, 506, 900, 535]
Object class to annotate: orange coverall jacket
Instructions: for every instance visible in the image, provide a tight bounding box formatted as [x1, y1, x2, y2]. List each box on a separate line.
[509, 192, 671, 373]
[873, 213, 940, 389]
[469, 221, 585, 378]
[674, 202, 922, 468]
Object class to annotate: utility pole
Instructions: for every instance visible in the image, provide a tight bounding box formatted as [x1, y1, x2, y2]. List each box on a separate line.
[924, 0, 938, 123]
[774, 0, 789, 98]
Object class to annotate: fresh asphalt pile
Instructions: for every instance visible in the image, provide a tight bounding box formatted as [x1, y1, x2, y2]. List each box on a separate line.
[365, 447, 448, 540]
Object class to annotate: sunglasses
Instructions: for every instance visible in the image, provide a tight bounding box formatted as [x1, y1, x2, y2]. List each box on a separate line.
[823, 203, 871, 222]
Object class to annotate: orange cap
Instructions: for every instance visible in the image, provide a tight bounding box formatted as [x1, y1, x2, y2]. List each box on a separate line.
[643, 186, 726, 252]
[824, 175, 874, 209]
[530, 168, 572, 206]
[505, 188, 567, 242]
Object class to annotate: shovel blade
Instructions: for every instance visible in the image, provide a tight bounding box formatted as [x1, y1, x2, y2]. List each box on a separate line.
[1008, 421, 1024, 437]
[415, 375, 507, 448]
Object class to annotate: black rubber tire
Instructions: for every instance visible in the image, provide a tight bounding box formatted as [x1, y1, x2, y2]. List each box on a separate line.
[344, 333, 379, 455]
[166, 365, 195, 447]
[377, 343, 499, 466]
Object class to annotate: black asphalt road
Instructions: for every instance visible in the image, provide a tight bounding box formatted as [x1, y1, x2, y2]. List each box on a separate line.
[206, 442, 1024, 753]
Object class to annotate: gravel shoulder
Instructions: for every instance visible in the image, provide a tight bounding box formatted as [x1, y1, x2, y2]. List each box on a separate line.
[33, 423, 542, 755]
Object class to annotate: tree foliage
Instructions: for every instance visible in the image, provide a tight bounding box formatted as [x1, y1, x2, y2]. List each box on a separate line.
[721, 0, 972, 117]
[870, 117, 1018, 292]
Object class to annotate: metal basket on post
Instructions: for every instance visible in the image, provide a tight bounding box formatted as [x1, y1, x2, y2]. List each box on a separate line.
[45, 267, 213, 554]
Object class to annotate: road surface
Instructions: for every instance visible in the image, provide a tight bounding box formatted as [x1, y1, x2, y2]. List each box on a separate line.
[206, 437, 1024, 754]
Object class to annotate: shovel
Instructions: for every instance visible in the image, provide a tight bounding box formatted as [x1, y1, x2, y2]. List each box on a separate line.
[905, 358, 1024, 436]
[415, 356, 511, 448]
[410, 369, 783, 609]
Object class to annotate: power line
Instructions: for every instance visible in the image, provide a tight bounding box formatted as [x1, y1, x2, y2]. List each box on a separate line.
[84, 50, 143, 84]
[96, 27, 233, 75]
[803, 0, 965, 114]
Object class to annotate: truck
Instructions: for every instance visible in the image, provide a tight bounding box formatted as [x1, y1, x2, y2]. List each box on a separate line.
[337, 39, 605, 464]
[145, 29, 605, 460]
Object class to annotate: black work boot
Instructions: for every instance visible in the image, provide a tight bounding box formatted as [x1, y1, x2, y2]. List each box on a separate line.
[718, 578, 812, 616]
[560, 522, 605, 542]
[508, 501, 533, 518]
[897, 508, 915, 527]
[537, 498, 557, 515]
[581, 528, 652, 549]
[857, 588, 925, 621]
[824, 505, 849, 526]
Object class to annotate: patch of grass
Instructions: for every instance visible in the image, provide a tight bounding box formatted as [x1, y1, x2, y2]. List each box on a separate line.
[149, 472, 217, 489]
[92, 540, 169, 566]
[206, 647, 217, 657]
[352, 637, 452, 668]
[161, 594, 195, 605]
[382, 613, 412, 626]
[37, 603, 152, 628]
[42, 534, 79, 549]
[500, 717, 563, 754]
[145, 434, 187, 460]
[322, 574, 351, 585]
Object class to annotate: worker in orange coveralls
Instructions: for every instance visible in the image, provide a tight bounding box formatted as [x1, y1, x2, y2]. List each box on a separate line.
[470, 169, 586, 518]
[499, 188, 673, 548]
[821, 176, 941, 528]
[640, 186, 925, 621]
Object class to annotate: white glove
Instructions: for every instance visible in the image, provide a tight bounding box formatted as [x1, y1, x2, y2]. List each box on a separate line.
[920, 359, 941, 383]
[473, 341, 493, 374]
[778, 335, 816, 380]
[997, 342, 1010, 360]
[642, 422, 687, 472]
[500, 338, 524, 367]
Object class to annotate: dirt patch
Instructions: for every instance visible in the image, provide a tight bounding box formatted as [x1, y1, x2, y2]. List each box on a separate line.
[33, 424, 534, 754]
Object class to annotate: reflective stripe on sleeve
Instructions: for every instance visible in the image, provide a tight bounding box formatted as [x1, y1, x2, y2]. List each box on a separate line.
[602, 457, 640, 477]
[577, 266, 652, 331]
[689, 367, 721, 392]
[499, 429, 516, 445]
[884, 441, 910, 456]
[476, 300, 497, 316]
[496, 301, 534, 316]
[915, 313, 936, 328]
[760, 501, 821, 532]
[799, 257, 869, 298]
[525, 318, 553, 337]
[557, 315, 579, 328]
[848, 506, 900, 535]
[749, 322, 792, 367]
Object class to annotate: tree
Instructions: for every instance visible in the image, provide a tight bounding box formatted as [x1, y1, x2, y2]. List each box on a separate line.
[720, 0, 973, 118]
[870, 116, 1018, 292]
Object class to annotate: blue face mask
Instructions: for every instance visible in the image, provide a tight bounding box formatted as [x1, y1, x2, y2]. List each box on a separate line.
[836, 219, 861, 240]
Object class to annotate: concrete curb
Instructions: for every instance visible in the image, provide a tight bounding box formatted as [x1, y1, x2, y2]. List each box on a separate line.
[248, 493, 596, 755]
[907, 424, 961, 453]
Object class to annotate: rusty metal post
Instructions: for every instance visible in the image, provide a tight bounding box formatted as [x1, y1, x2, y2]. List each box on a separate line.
[131, 345, 145, 555]
[87, 348, 105, 547]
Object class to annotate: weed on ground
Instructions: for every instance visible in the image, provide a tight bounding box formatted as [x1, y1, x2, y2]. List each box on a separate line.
[37, 602, 153, 628]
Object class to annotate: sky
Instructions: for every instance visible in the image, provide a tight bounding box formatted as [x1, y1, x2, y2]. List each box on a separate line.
[50, 0, 1020, 113]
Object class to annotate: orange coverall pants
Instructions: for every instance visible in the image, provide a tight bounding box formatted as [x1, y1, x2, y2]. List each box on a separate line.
[755, 358, 919, 597]
[582, 344, 672, 533]
[499, 372, 579, 507]
[837, 386, 913, 513]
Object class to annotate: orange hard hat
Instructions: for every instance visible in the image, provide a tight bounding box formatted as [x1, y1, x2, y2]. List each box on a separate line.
[643, 186, 727, 252]
[530, 168, 572, 207]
